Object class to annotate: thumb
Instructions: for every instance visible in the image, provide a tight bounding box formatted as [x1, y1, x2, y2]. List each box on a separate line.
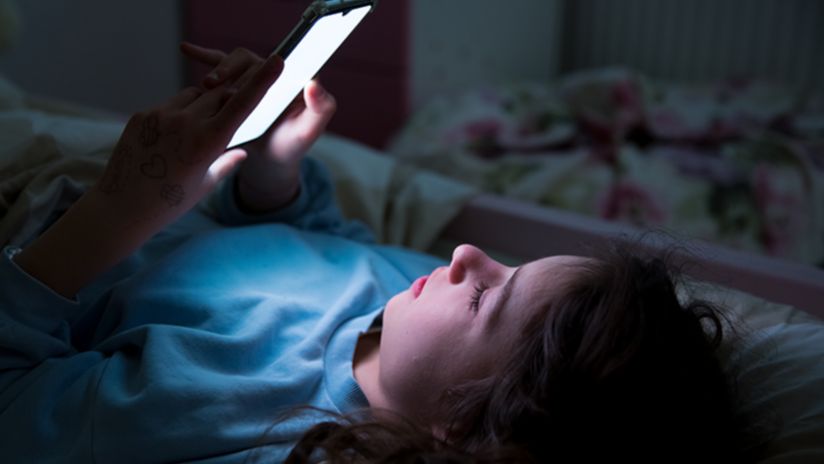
[204, 148, 248, 191]
[304, 80, 336, 116]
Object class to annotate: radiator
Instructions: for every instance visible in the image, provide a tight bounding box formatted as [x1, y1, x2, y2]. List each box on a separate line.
[560, 0, 823, 91]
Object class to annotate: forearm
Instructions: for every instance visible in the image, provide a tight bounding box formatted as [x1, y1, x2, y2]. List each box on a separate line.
[9, 46, 285, 299]
[13, 191, 155, 299]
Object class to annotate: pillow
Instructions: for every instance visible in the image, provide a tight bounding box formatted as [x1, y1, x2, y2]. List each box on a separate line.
[734, 322, 824, 463]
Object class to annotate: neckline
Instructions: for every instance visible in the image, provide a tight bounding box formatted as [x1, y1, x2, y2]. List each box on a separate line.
[322, 307, 384, 413]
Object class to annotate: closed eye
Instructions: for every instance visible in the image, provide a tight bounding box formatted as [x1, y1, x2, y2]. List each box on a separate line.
[468, 283, 487, 313]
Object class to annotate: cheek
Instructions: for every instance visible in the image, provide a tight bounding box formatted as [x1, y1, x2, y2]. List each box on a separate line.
[382, 301, 453, 370]
[383, 290, 414, 327]
[385, 288, 443, 328]
[383, 286, 471, 372]
[377, 322, 455, 414]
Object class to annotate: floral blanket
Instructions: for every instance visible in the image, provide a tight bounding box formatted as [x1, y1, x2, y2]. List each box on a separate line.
[389, 68, 824, 267]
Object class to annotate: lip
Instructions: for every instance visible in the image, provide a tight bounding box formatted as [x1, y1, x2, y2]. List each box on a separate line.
[411, 275, 428, 298]
[411, 266, 446, 298]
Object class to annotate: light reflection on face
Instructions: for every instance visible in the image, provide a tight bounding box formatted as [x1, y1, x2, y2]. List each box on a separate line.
[377, 244, 588, 425]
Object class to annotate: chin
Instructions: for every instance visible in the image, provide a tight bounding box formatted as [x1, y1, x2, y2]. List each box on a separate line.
[384, 290, 411, 319]
[384, 292, 401, 315]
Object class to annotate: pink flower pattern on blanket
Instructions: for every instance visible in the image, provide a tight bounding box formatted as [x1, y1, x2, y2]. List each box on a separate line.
[563, 71, 645, 142]
[598, 181, 667, 227]
[443, 118, 503, 158]
[389, 69, 824, 266]
[751, 163, 805, 257]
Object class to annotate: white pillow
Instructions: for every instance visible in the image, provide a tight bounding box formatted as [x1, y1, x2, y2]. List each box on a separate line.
[734, 323, 824, 463]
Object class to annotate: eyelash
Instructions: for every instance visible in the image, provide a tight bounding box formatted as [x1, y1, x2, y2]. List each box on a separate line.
[469, 283, 487, 313]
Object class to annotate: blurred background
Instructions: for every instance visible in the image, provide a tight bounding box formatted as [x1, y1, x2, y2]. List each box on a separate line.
[1, 0, 822, 266]
[1, 1, 820, 141]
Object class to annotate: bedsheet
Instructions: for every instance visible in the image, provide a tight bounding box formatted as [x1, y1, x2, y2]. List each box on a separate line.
[390, 68, 824, 267]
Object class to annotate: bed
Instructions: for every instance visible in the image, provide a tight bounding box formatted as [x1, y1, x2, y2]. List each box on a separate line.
[390, 70, 824, 260]
[389, 68, 824, 317]
[1, 72, 822, 462]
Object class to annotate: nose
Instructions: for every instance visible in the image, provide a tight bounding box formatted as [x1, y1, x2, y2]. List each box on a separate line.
[448, 244, 496, 284]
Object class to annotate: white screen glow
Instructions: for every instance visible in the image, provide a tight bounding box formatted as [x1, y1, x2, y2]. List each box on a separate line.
[227, 6, 371, 149]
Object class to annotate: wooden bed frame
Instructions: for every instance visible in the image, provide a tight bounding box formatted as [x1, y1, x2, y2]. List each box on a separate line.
[443, 193, 824, 320]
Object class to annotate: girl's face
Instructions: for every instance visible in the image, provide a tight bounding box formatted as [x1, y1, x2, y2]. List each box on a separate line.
[375, 244, 587, 426]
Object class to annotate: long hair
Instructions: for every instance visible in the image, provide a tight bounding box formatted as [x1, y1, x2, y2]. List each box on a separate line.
[283, 245, 753, 463]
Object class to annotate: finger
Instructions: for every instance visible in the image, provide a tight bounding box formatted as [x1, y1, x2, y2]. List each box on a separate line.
[204, 48, 261, 89]
[203, 148, 247, 192]
[281, 93, 307, 121]
[285, 87, 336, 145]
[211, 55, 285, 135]
[229, 56, 270, 95]
[163, 86, 203, 110]
[187, 85, 235, 116]
[211, 48, 263, 88]
[180, 43, 259, 89]
[304, 80, 336, 116]
[265, 79, 317, 125]
[179, 42, 225, 66]
[180, 42, 228, 89]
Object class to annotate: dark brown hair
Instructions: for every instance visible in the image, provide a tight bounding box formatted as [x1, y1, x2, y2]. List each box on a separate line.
[282, 245, 749, 463]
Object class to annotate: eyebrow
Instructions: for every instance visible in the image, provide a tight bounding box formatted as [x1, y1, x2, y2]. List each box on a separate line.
[487, 265, 524, 326]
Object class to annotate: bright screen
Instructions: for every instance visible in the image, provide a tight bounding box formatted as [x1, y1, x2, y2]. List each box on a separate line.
[227, 5, 371, 149]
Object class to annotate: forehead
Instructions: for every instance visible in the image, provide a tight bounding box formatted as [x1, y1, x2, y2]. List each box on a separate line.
[503, 255, 589, 327]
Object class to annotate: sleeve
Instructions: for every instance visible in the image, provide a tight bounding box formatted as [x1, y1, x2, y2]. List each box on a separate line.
[0, 245, 104, 461]
[0, 246, 305, 462]
[0, 246, 82, 369]
[211, 157, 375, 243]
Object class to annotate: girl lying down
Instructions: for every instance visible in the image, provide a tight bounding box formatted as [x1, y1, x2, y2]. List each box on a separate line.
[0, 45, 754, 463]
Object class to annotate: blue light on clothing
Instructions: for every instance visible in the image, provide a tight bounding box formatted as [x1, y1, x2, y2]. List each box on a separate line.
[0, 158, 444, 463]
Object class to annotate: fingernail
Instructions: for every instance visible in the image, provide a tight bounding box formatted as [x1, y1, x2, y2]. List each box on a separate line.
[205, 72, 220, 83]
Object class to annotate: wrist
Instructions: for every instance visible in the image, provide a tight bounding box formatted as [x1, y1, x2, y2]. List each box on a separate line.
[235, 157, 302, 214]
[235, 172, 300, 214]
